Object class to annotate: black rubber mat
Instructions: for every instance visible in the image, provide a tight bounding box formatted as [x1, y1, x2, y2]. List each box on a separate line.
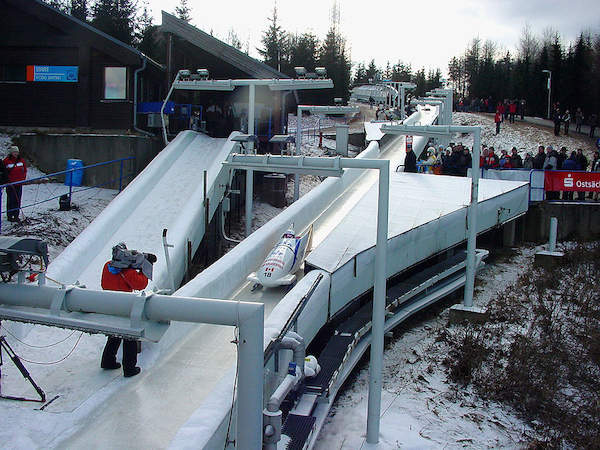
[282, 414, 316, 450]
[309, 334, 354, 390]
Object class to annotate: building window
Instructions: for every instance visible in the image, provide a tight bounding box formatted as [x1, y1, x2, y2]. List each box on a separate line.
[104, 67, 127, 100]
[0, 65, 26, 82]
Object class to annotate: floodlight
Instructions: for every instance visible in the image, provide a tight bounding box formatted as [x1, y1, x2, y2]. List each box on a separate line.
[315, 67, 327, 78]
[178, 69, 191, 77]
[334, 97, 343, 105]
[294, 66, 307, 78]
[196, 68, 209, 79]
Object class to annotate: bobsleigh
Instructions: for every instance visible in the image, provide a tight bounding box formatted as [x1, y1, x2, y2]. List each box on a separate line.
[248, 224, 313, 288]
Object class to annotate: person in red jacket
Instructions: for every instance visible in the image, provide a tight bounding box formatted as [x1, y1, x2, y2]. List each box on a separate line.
[3, 146, 27, 222]
[494, 110, 502, 135]
[508, 101, 517, 123]
[100, 243, 155, 377]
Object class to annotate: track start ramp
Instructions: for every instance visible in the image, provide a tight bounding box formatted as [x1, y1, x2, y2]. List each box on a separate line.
[47, 130, 236, 292]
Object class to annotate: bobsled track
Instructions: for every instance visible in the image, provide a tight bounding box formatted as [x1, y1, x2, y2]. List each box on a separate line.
[0, 103, 530, 449]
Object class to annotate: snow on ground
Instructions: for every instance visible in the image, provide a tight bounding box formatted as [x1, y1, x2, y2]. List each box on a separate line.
[452, 112, 595, 160]
[315, 247, 543, 449]
[0, 135, 117, 261]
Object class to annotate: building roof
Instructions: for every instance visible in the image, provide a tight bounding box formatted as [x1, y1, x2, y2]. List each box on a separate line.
[5, 0, 163, 70]
[160, 11, 286, 79]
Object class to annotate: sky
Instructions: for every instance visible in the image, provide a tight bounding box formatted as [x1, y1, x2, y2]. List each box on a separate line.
[145, 0, 600, 75]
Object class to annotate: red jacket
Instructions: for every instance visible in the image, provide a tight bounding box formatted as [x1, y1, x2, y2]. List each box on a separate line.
[509, 103, 517, 114]
[101, 262, 148, 292]
[494, 112, 502, 123]
[4, 155, 26, 183]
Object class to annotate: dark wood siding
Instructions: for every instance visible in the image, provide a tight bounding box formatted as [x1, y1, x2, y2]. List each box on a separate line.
[89, 49, 134, 129]
[0, 1, 162, 130]
[0, 5, 79, 127]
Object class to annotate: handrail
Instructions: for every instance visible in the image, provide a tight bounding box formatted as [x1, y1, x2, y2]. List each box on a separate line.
[0, 156, 134, 189]
[0, 156, 136, 232]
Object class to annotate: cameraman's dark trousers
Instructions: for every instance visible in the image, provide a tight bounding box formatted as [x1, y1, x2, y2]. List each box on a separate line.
[102, 337, 137, 373]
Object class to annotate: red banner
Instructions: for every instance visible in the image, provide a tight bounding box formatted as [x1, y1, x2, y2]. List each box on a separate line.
[544, 171, 600, 192]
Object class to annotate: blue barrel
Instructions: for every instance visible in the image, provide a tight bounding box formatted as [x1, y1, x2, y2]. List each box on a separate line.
[65, 159, 84, 187]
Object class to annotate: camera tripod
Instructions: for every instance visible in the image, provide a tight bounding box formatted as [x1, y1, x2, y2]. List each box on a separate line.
[0, 333, 46, 403]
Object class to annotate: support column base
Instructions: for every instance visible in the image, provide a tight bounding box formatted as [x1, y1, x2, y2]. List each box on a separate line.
[533, 250, 564, 269]
[449, 304, 489, 325]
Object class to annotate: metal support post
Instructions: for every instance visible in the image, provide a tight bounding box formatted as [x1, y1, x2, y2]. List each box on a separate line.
[549, 217, 557, 252]
[295, 106, 303, 201]
[244, 84, 257, 237]
[463, 128, 480, 308]
[236, 303, 265, 449]
[119, 160, 124, 192]
[248, 84, 255, 154]
[400, 86, 405, 120]
[245, 169, 253, 237]
[366, 160, 390, 444]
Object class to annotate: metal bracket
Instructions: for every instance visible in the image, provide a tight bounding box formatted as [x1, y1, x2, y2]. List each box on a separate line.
[50, 285, 74, 316]
[130, 291, 151, 331]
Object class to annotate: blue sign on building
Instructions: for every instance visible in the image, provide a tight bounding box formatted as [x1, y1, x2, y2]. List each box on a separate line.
[27, 65, 78, 82]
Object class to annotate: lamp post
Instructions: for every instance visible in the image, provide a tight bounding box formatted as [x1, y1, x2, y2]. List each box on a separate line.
[542, 69, 552, 120]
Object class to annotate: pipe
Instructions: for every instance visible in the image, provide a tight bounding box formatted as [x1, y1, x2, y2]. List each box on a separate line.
[220, 201, 242, 244]
[549, 217, 557, 252]
[0, 283, 264, 449]
[263, 331, 306, 450]
[161, 71, 182, 145]
[162, 228, 176, 293]
[133, 56, 153, 137]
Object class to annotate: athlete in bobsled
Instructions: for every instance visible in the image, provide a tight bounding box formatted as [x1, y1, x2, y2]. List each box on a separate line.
[248, 224, 312, 288]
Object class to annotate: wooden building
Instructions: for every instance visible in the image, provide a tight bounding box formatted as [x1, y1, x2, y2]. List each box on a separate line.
[0, 0, 164, 131]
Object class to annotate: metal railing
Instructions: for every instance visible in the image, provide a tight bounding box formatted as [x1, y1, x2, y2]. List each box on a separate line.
[0, 157, 135, 232]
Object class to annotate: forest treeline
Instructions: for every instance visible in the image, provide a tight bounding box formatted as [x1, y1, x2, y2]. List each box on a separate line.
[41, 2, 599, 118]
[448, 27, 600, 118]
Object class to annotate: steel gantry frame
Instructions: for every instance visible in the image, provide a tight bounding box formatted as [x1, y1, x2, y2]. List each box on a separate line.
[0, 282, 264, 449]
[160, 70, 334, 145]
[380, 123, 481, 308]
[381, 81, 416, 119]
[222, 153, 390, 444]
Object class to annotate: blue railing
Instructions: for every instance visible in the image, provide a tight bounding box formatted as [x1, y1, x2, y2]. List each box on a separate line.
[0, 157, 135, 232]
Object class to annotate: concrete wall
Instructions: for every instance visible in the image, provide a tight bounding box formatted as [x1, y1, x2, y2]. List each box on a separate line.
[15, 133, 163, 189]
[524, 202, 600, 242]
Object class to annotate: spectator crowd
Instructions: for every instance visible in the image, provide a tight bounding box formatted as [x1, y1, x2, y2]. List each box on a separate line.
[404, 141, 600, 201]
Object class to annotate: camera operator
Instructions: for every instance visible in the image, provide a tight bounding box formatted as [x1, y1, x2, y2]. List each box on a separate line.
[100, 242, 157, 377]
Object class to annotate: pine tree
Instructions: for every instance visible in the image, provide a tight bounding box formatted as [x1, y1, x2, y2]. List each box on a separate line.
[258, 3, 286, 71]
[353, 62, 367, 86]
[174, 0, 192, 22]
[135, 0, 156, 54]
[91, 0, 138, 46]
[366, 59, 379, 83]
[289, 32, 319, 72]
[412, 68, 426, 97]
[318, 26, 351, 102]
[71, 0, 88, 21]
